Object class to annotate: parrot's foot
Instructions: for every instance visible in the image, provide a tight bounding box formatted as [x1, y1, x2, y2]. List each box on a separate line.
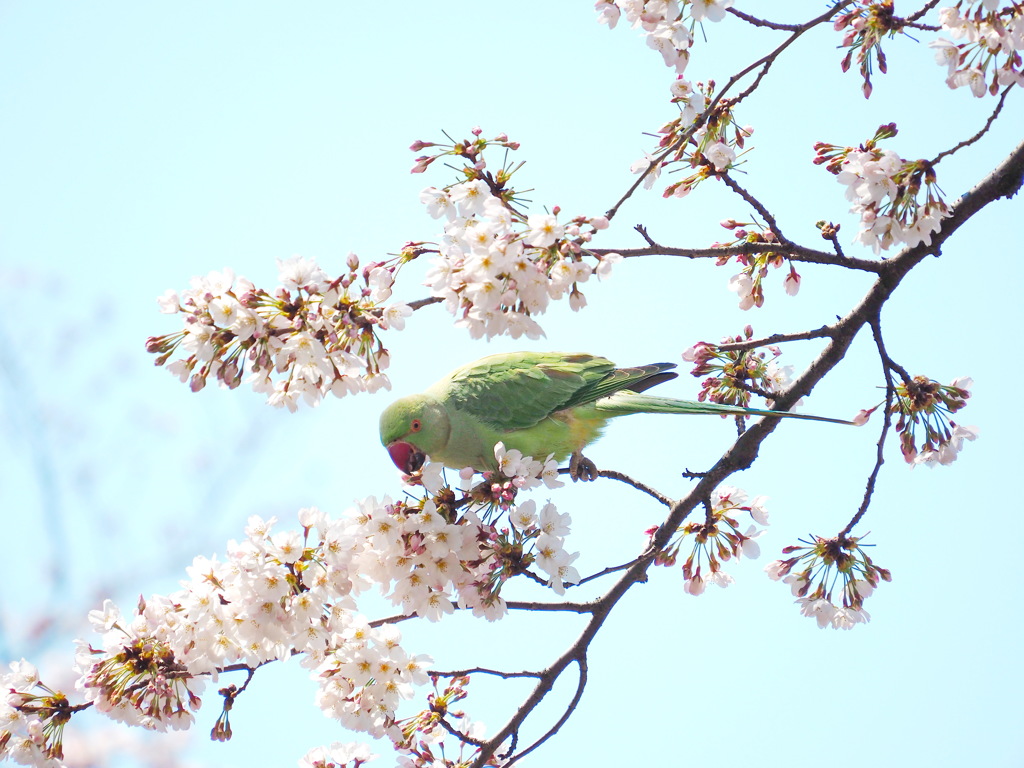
[568, 451, 599, 482]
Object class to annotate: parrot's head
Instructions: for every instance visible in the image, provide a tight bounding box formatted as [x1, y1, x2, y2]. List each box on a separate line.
[379, 394, 451, 474]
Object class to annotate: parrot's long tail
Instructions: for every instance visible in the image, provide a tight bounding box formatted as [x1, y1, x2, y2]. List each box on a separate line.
[594, 392, 853, 425]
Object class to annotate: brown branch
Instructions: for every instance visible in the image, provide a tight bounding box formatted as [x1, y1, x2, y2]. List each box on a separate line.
[596, 469, 674, 506]
[504, 655, 588, 767]
[724, 377, 780, 401]
[821, 224, 848, 260]
[842, 318, 896, 536]
[715, 325, 837, 352]
[904, 0, 942, 24]
[932, 86, 1014, 164]
[604, 2, 854, 221]
[437, 715, 487, 747]
[720, 173, 789, 245]
[369, 612, 420, 628]
[467, 133, 1024, 768]
[726, 7, 802, 31]
[407, 296, 443, 311]
[575, 551, 657, 587]
[590, 242, 884, 272]
[554, 466, 672, 505]
[429, 667, 543, 679]
[505, 599, 594, 613]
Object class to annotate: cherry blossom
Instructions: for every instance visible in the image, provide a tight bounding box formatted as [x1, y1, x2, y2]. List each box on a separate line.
[892, 375, 977, 466]
[654, 485, 769, 594]
[146, 255, 410, 409]
[815, 124, 950, 254]
[767, 533, 891, 630]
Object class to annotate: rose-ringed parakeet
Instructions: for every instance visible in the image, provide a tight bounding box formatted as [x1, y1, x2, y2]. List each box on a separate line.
[379, 351, 850, 481]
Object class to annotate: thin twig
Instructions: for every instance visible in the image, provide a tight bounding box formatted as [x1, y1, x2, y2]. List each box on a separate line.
[429, 667, 543, 679]
[407, 296, 443, 311]
[715, 324, 837, 352]
[596, 469, 674, 506]
[842, 318, 895, 535]
[575, 551, 657, 587]
[604, 3, 854, 221]
[720, 173, 789, 245]
[726, 7, 802, 30]
[369, 612, 419, 628]
[635, 224, 658, 247]
[505, 600, 595, 613]
[904, 0, 942, 24]
[504, 655, 589, 767]
[590, 242, 883, 272]
[933, 86, 1013, 164]
[723, 377, 780, 401]
[821, 224, 847, 260]
[437, 716, 487, 747]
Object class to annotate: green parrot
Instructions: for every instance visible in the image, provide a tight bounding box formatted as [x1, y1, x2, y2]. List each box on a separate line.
[379, 351, 851, 481]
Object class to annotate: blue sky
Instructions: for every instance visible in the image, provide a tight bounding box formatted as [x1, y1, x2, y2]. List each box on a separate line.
[2, 3, 1022, 767]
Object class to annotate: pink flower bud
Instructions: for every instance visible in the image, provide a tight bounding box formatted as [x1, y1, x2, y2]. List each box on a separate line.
[411, 155, 435, 174]
[852, 405, 879, 426]
[783, 268, 801, 296]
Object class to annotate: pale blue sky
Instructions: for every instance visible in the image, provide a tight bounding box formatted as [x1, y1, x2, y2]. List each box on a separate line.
[1, 3, 1021, 767]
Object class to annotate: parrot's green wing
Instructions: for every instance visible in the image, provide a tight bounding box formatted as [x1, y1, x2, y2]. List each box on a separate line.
[559, 363, 677, 410]
[438, 352, 674, 433]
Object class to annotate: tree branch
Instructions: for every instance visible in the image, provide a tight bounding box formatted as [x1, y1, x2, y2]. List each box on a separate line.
[468, 133, 1024, 768]
[590, 241, 884, 272]
[604, 3, 854, 221]
[933, 85, 1014, 164]
[429, 667, 543, 680]
[715, 324, 837, 352]
[504, 600, 595, 613]
[504, 655, 588, 767]
[720, 172, 789, 244]
[842, 317, 895, 536]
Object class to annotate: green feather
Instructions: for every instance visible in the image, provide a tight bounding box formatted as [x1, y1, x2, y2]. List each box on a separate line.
[593, 392, 852, 424]
[380, 351, 852, 474]
[435, 352, 615, 432]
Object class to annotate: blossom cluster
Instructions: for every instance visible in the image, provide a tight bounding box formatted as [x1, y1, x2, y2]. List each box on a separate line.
[2, 511, 427, 763]
[712, 219, 801, 309]
[411, 130, 622, 339]
[391, 676, 503, 768]
[595, 0, 735, 74]
[72, 511, 435, 743]
[833, 1, 902, 98]
[932, 3, 1024, 96]
[651, 486, 768, 595]
[765, 533, 891, 630]
[2, 445, 576, 766]
[400, 446, 578, 603]
[595, 2, 748, 197]
[297, 740, 375, 768]
[146, 254, 411, 411]
[682, 327, 793, 411]
[629, 80, 751, 200]
[0, 661, 74, 766]
[814, 123, 950, 254]
[892, 374, 977, 466]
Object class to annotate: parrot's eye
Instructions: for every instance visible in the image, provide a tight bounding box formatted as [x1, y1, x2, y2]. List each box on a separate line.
[410, 419, 422, 432]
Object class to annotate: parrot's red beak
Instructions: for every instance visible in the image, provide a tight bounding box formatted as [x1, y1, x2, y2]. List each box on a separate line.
[387, 441, 426, 474]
